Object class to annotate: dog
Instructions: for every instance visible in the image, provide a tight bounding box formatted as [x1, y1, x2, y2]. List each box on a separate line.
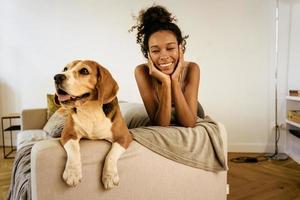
[54, 60, 132, 189]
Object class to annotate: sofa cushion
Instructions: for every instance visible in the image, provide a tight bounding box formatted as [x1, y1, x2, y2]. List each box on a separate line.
[43, 107, 67, 137]
[119, 102, 150, 128]
[16, 130, 50, 151]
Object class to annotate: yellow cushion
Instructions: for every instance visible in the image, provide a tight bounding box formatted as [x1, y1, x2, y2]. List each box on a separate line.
[46, 94, 61, 119]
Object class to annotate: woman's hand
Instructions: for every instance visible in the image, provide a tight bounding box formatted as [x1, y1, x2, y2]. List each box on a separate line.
[147, 52, 170, 84]
[171, 45, 184, 82]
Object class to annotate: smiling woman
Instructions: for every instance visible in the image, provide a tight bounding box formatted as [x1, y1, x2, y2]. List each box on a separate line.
[131, 5, 204, 127]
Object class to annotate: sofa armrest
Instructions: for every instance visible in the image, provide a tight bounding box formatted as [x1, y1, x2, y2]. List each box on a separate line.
[31, 139, 112, 200]
[30, 123, 228, 200]
[21, 108, 47, 130]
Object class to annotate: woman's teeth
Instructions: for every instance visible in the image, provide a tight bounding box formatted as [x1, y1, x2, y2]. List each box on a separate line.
[160, 63, 173, 67]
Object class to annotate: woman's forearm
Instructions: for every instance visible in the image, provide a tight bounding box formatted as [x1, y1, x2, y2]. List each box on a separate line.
[153, 79, 172, 126]
[171, 80, 197, 127]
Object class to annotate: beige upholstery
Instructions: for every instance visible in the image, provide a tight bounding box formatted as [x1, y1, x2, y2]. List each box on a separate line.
[21, 108, 228, 200]
[21, 108, 47, 130]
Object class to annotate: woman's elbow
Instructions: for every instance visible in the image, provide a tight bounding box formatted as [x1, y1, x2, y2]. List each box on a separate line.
[181, 117, 197, 128]
[156, 120, 171, 127]
[160, 122, 171, 126]
[152, 118, 171, 127]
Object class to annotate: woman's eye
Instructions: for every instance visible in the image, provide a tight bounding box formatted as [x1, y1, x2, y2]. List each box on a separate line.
[79, 68, 89, 75]
[167, 48, 175, 51]
[151, 48, 160, 53]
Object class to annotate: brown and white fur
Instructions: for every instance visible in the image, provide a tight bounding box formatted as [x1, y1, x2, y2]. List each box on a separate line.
[54, 60, 132, 189]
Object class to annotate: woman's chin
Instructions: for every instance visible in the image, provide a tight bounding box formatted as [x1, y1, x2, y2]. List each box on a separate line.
[162, 71, 173, 75]
[161, 68, 174, 75]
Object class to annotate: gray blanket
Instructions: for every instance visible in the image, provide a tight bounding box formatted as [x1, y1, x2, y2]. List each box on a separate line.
[6, 144, 33, 200]
[125, 104, 227, 171]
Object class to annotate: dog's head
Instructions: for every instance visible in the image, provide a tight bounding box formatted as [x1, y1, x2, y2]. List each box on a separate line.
[54, 60, 119, 108]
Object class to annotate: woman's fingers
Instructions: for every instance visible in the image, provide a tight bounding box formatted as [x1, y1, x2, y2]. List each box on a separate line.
[171, 45, 185, 80]
[147, 52, 155, 74]
[147, 52, 171, 83]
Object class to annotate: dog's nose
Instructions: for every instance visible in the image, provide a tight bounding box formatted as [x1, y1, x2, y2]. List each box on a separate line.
[54, 74, 66, 84]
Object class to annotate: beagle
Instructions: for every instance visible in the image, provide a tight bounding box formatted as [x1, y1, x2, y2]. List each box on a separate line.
[54, 60, 132, 189]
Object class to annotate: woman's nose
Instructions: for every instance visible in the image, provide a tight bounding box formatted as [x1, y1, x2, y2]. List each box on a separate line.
[159, 52, 169, 61]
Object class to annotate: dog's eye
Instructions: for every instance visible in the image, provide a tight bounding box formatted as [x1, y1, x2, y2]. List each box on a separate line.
[63, 67, 68, 72]
[79, 68, 89, 75]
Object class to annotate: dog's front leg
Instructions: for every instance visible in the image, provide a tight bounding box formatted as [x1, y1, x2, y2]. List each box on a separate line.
[62, 138, 82, 187]
[102, 142, 125, 189]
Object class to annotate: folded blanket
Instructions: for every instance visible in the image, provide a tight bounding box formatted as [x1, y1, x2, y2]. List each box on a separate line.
[126, 104, 227, 172]
[6, 144, 33, 200]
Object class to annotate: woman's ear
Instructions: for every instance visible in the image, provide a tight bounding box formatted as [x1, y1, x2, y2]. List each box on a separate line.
[96, 66, 119, 105]
[179, 44, 183, 51]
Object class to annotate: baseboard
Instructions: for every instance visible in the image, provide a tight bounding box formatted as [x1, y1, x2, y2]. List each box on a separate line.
[226, 184, 230, 195]
[287, 152, 300, 164]
[228, 143, 284, 153]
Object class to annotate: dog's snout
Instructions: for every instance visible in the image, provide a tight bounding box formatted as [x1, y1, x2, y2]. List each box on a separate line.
[54, 74, 66, 84]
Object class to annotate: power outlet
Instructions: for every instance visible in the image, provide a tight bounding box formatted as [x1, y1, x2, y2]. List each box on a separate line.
[269, 123, 286, 130]
[279, 123, 286, 129]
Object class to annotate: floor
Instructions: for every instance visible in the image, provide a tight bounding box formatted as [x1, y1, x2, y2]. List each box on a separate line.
[0, 148, 15, 200]
[228, 153, 300, 200]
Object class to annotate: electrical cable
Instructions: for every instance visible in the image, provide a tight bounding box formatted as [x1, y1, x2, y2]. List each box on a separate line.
[230, 155, 268, 163]
[265, 0, 288, 161]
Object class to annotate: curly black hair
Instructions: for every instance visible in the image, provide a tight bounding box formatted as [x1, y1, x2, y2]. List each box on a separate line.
[130, 5, 188, 58]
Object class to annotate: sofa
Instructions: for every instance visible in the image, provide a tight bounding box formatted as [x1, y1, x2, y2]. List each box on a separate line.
[14, 102, 228, 200]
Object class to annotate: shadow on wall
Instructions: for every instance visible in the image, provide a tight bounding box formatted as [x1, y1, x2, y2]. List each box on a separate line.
[0, 80, 21, 145]
[0, 79, 20, 116]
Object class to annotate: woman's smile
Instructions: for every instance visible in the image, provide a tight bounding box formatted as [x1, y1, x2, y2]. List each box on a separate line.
[159, 62, 173, 68]
[157, 62, 176, 74]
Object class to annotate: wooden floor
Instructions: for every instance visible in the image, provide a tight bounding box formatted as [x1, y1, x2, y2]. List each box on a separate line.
[0, 150, 299, 200]
[228, 153, 300, 200]
[0, 148, 15, 200]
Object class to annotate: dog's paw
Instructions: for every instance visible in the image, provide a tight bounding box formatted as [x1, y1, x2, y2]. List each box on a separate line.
[102, 170, 120, 189]
[63, 164, 82, 187]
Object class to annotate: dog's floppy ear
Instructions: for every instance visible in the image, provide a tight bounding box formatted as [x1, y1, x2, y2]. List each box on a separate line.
[96, 65, 119, 104]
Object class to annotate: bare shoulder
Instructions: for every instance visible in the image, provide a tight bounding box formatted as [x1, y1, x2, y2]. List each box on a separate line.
[186, 61, 200, 75]
[134, 63, 150, 84]
[135, 63, 148, 75]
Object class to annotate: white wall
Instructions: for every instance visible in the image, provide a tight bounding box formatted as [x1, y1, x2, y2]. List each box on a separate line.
[287, 1, 300, 90]
[0, 0, 287, 152]
[284, 0, 300, 162]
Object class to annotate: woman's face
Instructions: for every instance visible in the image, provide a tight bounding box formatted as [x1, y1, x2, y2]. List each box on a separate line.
[148, 30, 179, 75]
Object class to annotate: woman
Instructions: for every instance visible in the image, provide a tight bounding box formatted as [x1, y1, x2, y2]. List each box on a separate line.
[131, 5, 204, 127]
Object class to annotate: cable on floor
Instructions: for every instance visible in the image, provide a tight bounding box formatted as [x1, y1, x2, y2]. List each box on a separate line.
[230, 155, 268, 163]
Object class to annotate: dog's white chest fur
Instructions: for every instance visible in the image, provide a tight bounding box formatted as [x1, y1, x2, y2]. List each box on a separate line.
[72, 102, 113, 140]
